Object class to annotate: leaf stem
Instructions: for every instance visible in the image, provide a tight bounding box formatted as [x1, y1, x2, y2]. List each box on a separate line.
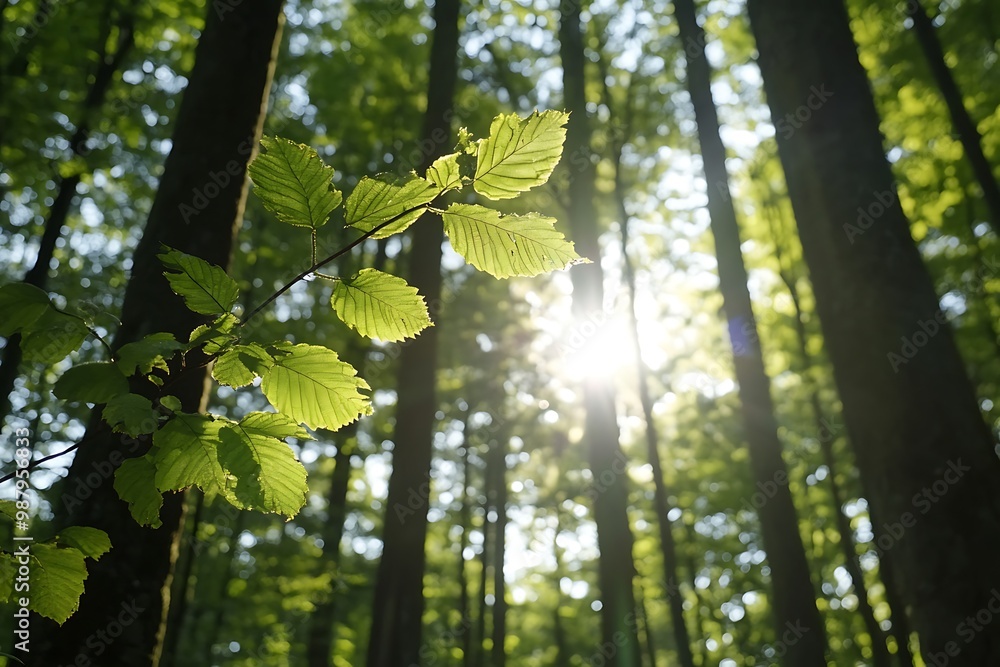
[240, 202, 434, 326]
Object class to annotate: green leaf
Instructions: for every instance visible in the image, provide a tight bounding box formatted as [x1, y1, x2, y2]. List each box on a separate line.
[54, 362, 129, 404]
[152, 413, 230, 497]
[441, 203, 586, 278]
[237, 411, 313, 441]
[20, 308, 90, 364]
[426, 152, 463, 192]
[0, 283, 51, 336]
[114, 456, 164, 528]
[261, 344, 371, 431]
[212, 343, 274, 388]
[473, 110, 569, 200]
[331, 268, 432, 342]
[248, 136, 342, 229]
[160, 395, 182, 412]
[29, 543, 89, 624]
[345, 175, 439, 239]
[103, 394, 159, 436]
[116, 332, 183, 376]
[158, 247, 239, 316]
[0, 500, 18, 521]
[217, 414, 309, 516]
[53, 527, 111, 560]
[188, 313, 240, 354]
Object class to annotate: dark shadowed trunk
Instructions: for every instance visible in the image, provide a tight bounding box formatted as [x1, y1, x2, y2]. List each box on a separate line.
[905, 0, 1000, 233]
[558, 2, 642, 665]
[28, 3, 284, 665]
[365, 1, 460, 664]
[746, 0, 1000, 663]
[671, 0, 827, 663]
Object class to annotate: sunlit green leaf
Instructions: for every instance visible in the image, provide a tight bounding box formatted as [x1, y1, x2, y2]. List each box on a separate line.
[442, 203, 586, 278]
[212, 343, 274, 388]
[345, 174, 439, 238]
[53, 527, 111, 560]
[159, 247, 239, 315]
[426, 152, 463, 192]
[218, 414, 309, 517]
[152, 413, 230, 497]
[26, 544, 89, 624]
[248, 136, 342, 229]
[188, 313, 240, 354]
[473, 110, 569, 200]
[331, 268, 432, 342]
[261, 343, 371, 431]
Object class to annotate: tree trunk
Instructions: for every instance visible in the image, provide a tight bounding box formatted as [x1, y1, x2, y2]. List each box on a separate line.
[558, 3, 642, 666]
[159, 490, 204, 667]
[364, 1, 460, 664]
[905, 0, 1000, 234]
[28, 3, 284, 665]
[0, 2, 136, 424]
[489, 435, 508, 667]
[671, 1, 828, 663]
[746, 0, 1000, 663]
[459, 420, 474, 667]
[761, 196, 894, 666]
[305, 421, 360, 667]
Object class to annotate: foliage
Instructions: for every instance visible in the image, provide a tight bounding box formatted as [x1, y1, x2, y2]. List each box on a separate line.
[0, 110, 577, 624]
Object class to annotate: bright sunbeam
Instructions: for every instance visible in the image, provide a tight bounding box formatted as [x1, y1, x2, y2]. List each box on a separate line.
[561, 315, 637, 382]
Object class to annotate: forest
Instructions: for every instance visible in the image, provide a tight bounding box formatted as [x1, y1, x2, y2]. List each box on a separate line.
[1, 0, 999, 665]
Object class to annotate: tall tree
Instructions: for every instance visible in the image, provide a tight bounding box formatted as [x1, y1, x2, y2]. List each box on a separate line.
[558, 3, 642, 665]
[365, 0, 461, 664]
[746, 0, 1000, 663]
[670, 1, 828, 663]
[488, 431, 508, 667]
[28, 2, 285, 664]
[905, 0, 1000, 233]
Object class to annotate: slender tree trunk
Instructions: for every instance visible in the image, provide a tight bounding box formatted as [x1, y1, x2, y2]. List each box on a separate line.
[671, 1, 827, 663]
[306, 421, 360, 667]
[459, 422, 474, 667]
[159, 490, 204, 667]
[474, 462, 492, 667]
[0, 2, 136, 424]
[489, 435, 508, 667]
[746, 0, 1000, 663]
[876, 548, 916, 667]
[761, 198, 893, 666]
[558, 4, 642, 665]
[552, 506, 571, 667]
[364, 2, 460, 665]
[597, 41, 696, 667]
[28, 3, 284, 665]
[905, 0, 1000, 233]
